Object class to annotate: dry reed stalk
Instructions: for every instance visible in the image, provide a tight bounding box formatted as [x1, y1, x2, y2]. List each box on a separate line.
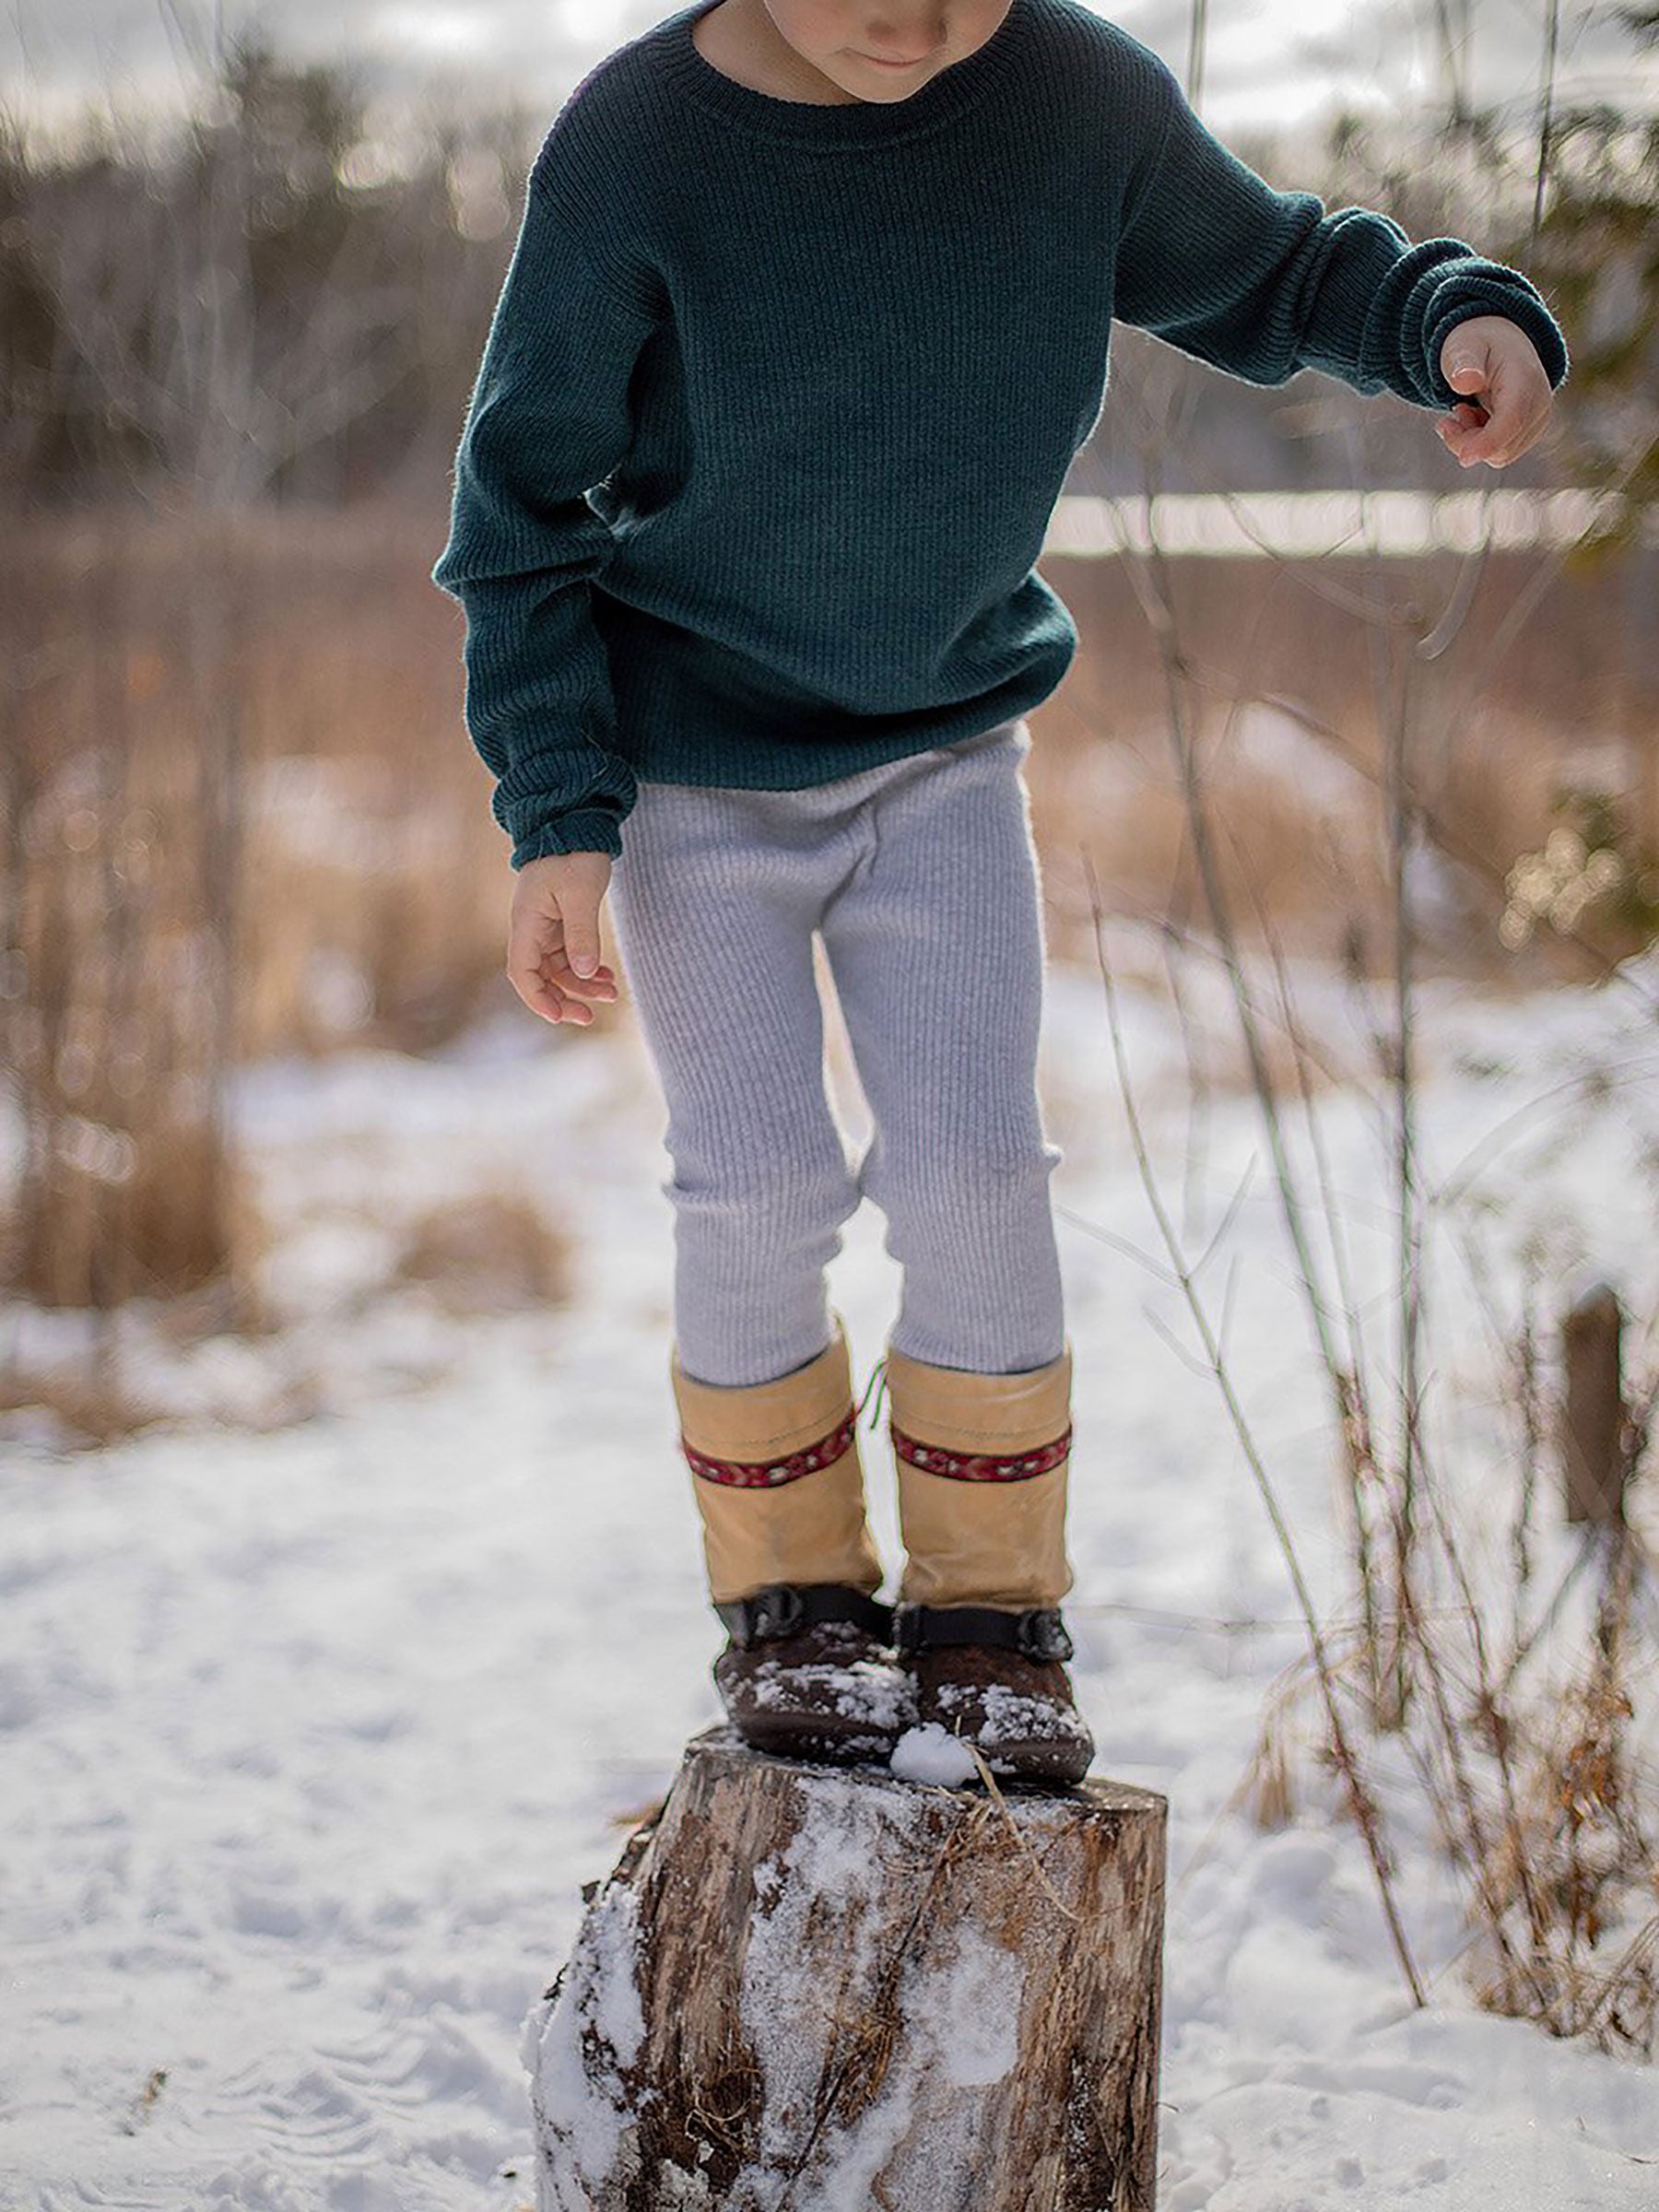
[1102, 427, 1659, 2045]
[1085, 864, 1426, 2006]
[1423, 1482, 1558, 1969]
[1226, 836, 1393, 1711]
[1485, 1530, 1657, 2047]
[1172, 1615, 1397, 1886]
[1157, 868, 1218, 1249]
[1380, 605, 1427, 1729]
[1124, 496, 1413, 1723]
[1439, 1209, 1547, 1607]
[1533, 0, 1563, 246]
[1513, 1282, 1547, 1595]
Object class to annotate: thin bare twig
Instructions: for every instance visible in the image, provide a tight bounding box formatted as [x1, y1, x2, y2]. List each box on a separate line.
[1086, 864, 1426, 2007]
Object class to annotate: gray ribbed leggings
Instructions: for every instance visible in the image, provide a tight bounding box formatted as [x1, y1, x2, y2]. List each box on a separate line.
[606, 715, 1065, 1389]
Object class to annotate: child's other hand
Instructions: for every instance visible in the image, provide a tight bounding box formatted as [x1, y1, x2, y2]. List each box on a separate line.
[507, 851, 619, 1027]
[1436, 315, 1554, 469]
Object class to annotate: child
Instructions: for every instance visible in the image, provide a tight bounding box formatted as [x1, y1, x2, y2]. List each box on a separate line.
[432, 0, 1568, 1783]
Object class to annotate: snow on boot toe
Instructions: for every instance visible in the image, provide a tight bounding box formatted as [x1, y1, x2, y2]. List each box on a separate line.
[713, 1618, 919, 1765]
[912, 1648, 1094, 1785]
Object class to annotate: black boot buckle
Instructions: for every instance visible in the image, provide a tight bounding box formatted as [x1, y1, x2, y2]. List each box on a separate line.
[895, 1602, 1074, 1665]
[717, 1583, 894, 1651]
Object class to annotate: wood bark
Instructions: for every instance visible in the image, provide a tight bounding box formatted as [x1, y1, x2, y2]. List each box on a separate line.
[526, 1726, 1167, 2212]
[1562, 1282, 1627, 1524]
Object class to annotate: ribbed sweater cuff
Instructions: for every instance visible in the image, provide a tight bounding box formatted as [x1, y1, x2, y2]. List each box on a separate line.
[1423, 279, 1571, 409]
[508, 810, 625, 866]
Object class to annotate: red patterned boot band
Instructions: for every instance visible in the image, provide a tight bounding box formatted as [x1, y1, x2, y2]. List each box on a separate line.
[681, 1406, 859, 1489]
[889, 1421, 1072, 1483]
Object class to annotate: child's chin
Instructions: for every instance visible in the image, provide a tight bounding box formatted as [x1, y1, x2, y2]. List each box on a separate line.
[843, 56, 941, 98]
[850, 78, 930, 102]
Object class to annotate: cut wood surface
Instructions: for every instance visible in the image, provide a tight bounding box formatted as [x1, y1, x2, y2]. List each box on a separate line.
[526, 1726, 1168, 2212]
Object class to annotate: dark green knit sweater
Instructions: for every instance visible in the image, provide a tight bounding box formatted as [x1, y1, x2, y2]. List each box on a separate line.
[431, 0, 1570, 866]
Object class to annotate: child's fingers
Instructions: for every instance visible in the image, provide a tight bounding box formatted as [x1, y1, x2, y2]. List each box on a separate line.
[505, 856, 618, 1023]
[544, 953, 618, 1005]
[506, 954, 570, 1020]
[506, 927, 618, 1026]
[509, 908, 606, 982]
[1441, 400, 1545, 467]
[508, 896, 615, 980]
[521, 979, 589, 1025]
[527, 960, 618, 1018]
[1439, 348, 1551, 468]
[1436, 399, 1487, 458]
[514, 967, 616, 1025]
[505, 947, 579, 1022]
[545, 890, 606, 980]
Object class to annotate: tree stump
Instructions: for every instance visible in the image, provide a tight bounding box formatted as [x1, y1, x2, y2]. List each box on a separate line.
[1561, 1281, 1627, 1524]
[524, 1726, 1167, 2212]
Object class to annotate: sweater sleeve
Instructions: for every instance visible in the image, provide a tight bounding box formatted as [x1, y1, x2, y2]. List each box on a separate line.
[431, 152, 656, 866]
[1111, 57, 1570, 413]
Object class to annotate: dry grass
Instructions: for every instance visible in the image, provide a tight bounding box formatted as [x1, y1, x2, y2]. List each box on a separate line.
[1077, 495, 1659, 2055]
[0, 501, 617, 1346]
[0, 1172, 578, 1450]
[3, 503, 514, 1061]
[0, 1364, 174, 1450]
[1027, 539, 1657, 981]
[3, 502, 1644, 1062]
[392, 1190, 574, 1315]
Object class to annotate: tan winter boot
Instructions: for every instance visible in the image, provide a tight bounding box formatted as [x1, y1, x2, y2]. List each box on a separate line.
[670, 1315, 916, 1764]
[884, 1340, 1093, 1784]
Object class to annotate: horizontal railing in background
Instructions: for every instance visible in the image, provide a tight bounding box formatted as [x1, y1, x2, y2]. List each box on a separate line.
[1045, 488, 1656, 560]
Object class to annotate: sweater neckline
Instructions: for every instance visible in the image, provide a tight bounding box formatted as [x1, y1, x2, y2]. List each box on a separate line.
[655, 0, 1034, 147]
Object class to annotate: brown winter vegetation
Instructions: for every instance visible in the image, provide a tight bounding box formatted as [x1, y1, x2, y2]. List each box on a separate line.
[6, 501, 1650, 1063]
[1082, 462, 1659, 2053]
[1030, 534, 1659, 978]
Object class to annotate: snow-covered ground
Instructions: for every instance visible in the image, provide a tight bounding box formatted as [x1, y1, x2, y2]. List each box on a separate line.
[4, 925, 1658, 2208]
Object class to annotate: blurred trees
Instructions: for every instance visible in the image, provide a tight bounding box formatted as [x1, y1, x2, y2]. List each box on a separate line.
[3, 16, 1644, 512]
[1524, 6, 1659, 519]
[1, 33, 534, 509]
[1, 32, 542, 1330]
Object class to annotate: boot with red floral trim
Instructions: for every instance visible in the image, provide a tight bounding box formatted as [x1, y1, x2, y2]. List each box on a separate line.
[671, 1315, 918, 1765]
[883, 1340, 1094, 1786]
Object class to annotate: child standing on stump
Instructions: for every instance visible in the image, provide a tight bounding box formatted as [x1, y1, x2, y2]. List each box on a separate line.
[433, 0, 1567, 1783]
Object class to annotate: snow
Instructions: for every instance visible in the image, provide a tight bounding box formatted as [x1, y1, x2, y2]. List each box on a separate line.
[888, 1722, 982, 1786]
[3, 934, 1658, 2206]
[731, 1646, 914, 1740]
[905, 1921, 1022, 2089]
[524, 1881, 648, 2204]
[928, 1674, 1091, 1752]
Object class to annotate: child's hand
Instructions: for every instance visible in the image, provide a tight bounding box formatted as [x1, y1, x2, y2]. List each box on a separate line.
[1436, 315, 1554, 469]
[507, 851, 619, 1027]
